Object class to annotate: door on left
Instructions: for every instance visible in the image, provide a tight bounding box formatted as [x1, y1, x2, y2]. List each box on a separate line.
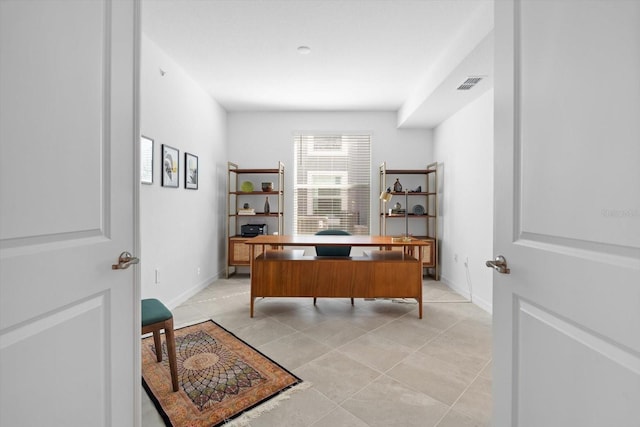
[0, 1, 139, 426]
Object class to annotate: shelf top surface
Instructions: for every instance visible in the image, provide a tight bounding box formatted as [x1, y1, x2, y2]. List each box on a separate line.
[384, 169, 435, 174]
[384, 192, 436, 196]
[230, 190, 280, 194]
[383, 213, 436, 217]
[244, 235, 433, 247]
[230, 168, 282, 174]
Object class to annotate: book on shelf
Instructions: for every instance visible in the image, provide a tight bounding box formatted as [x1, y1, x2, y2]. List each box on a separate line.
[237, 208, 255, 215]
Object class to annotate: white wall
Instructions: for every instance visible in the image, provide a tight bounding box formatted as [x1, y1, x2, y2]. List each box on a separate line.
[140, 35, 228, 307]
[433, 90, 494, 312]
[227, 111, 433, 239]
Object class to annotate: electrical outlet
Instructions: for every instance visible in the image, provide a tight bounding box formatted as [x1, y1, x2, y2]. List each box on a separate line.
[155, 268, 160, 284]
[197, 267, 201, 276]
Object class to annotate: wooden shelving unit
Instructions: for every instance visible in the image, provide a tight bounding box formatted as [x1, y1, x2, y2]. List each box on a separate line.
[226, 161, 284, 277]
[379, 162, 439, 279]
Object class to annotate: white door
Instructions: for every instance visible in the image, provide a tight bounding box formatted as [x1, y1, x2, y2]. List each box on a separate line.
[0, 1, 139, 426]
[493, 1, 640, 426]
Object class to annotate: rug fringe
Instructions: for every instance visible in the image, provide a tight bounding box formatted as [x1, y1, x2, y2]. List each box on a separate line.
[222, 381, 312, 427]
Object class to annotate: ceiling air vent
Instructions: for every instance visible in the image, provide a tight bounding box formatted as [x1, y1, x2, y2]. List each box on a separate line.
[457, 76, 483, 90]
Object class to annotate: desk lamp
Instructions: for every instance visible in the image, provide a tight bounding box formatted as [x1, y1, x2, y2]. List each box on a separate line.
[379, 190, 392, 236]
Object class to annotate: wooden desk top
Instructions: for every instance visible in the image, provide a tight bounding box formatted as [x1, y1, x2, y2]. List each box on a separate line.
[244, 235, 433, 247]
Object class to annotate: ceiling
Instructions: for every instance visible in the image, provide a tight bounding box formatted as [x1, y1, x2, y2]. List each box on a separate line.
[142, 0, 494, 128]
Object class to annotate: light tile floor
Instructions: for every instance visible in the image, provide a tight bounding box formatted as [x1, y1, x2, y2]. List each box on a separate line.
[142, 275, 492, 427]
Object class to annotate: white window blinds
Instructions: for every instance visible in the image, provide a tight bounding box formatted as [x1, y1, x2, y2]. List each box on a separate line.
[293, 134, 371, 235]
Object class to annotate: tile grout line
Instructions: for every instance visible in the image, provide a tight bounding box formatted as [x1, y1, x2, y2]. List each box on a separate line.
[375, 305, 489, 426]
[433, 357, 493, 427]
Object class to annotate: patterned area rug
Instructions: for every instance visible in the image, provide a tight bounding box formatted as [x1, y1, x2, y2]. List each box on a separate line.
[142, 320, 302, 427]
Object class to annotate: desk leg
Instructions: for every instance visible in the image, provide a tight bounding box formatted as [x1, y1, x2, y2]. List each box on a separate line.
[417, 245, 423, 319]
[249, 244, 255, 317]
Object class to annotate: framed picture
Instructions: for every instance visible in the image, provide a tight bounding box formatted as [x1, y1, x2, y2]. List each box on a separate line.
[161, 144, 179, 188]
[140, 135, 154, 184]
[185, 152, 198, 190]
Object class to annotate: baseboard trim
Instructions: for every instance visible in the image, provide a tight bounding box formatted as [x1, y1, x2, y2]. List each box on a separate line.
[439, 274, 492, 314]
[167, 274, 219, 309]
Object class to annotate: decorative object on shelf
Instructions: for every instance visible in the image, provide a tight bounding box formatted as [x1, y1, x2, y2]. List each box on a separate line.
[412, 185, 422, 193]
[412, 204, 425, 215]
[240, 181, 254, 192]
[243, 203, 250, 209]
[185, 152, 198, 190]
[391, 201, 405, 214]
[161, 144, 179, 188]
[393, 178, 402, 192]
[264, 197, 270, 214]
[261, 182, 273, 192]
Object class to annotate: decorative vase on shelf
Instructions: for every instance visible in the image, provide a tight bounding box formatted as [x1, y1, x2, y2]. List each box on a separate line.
[264, 197, 270, 214]
[393, 178, 402, 192]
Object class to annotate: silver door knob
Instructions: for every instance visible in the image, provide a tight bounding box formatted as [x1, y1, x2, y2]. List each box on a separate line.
[112, 251, 140, 270]
[486, 255, 510, 274]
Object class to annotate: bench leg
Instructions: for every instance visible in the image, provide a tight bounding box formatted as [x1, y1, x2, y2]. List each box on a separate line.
[152, 330, 162, 363]
[165, 318, 179, 392]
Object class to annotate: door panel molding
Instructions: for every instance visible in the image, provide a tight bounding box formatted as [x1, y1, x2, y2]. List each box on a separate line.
[512, 0, 640, 252]
[0, 230, 108, 254]
[511, 0, 523, 247]
[516, 233, 640, 269]
[0, 292, 110, 426]
[0, 291, 109, 350]
[1, 1, 112, 255]
[0, 0, 112, 246]
[517, 298, 640, 376]
[101, 0, 113, 242]
[514, 297, 640, 426]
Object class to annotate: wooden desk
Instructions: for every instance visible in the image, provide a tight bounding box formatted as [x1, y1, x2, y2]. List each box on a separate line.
[245, 235, 432, 318]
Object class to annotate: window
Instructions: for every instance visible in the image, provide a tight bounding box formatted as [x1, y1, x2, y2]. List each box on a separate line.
[293, 134, 371, 235]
